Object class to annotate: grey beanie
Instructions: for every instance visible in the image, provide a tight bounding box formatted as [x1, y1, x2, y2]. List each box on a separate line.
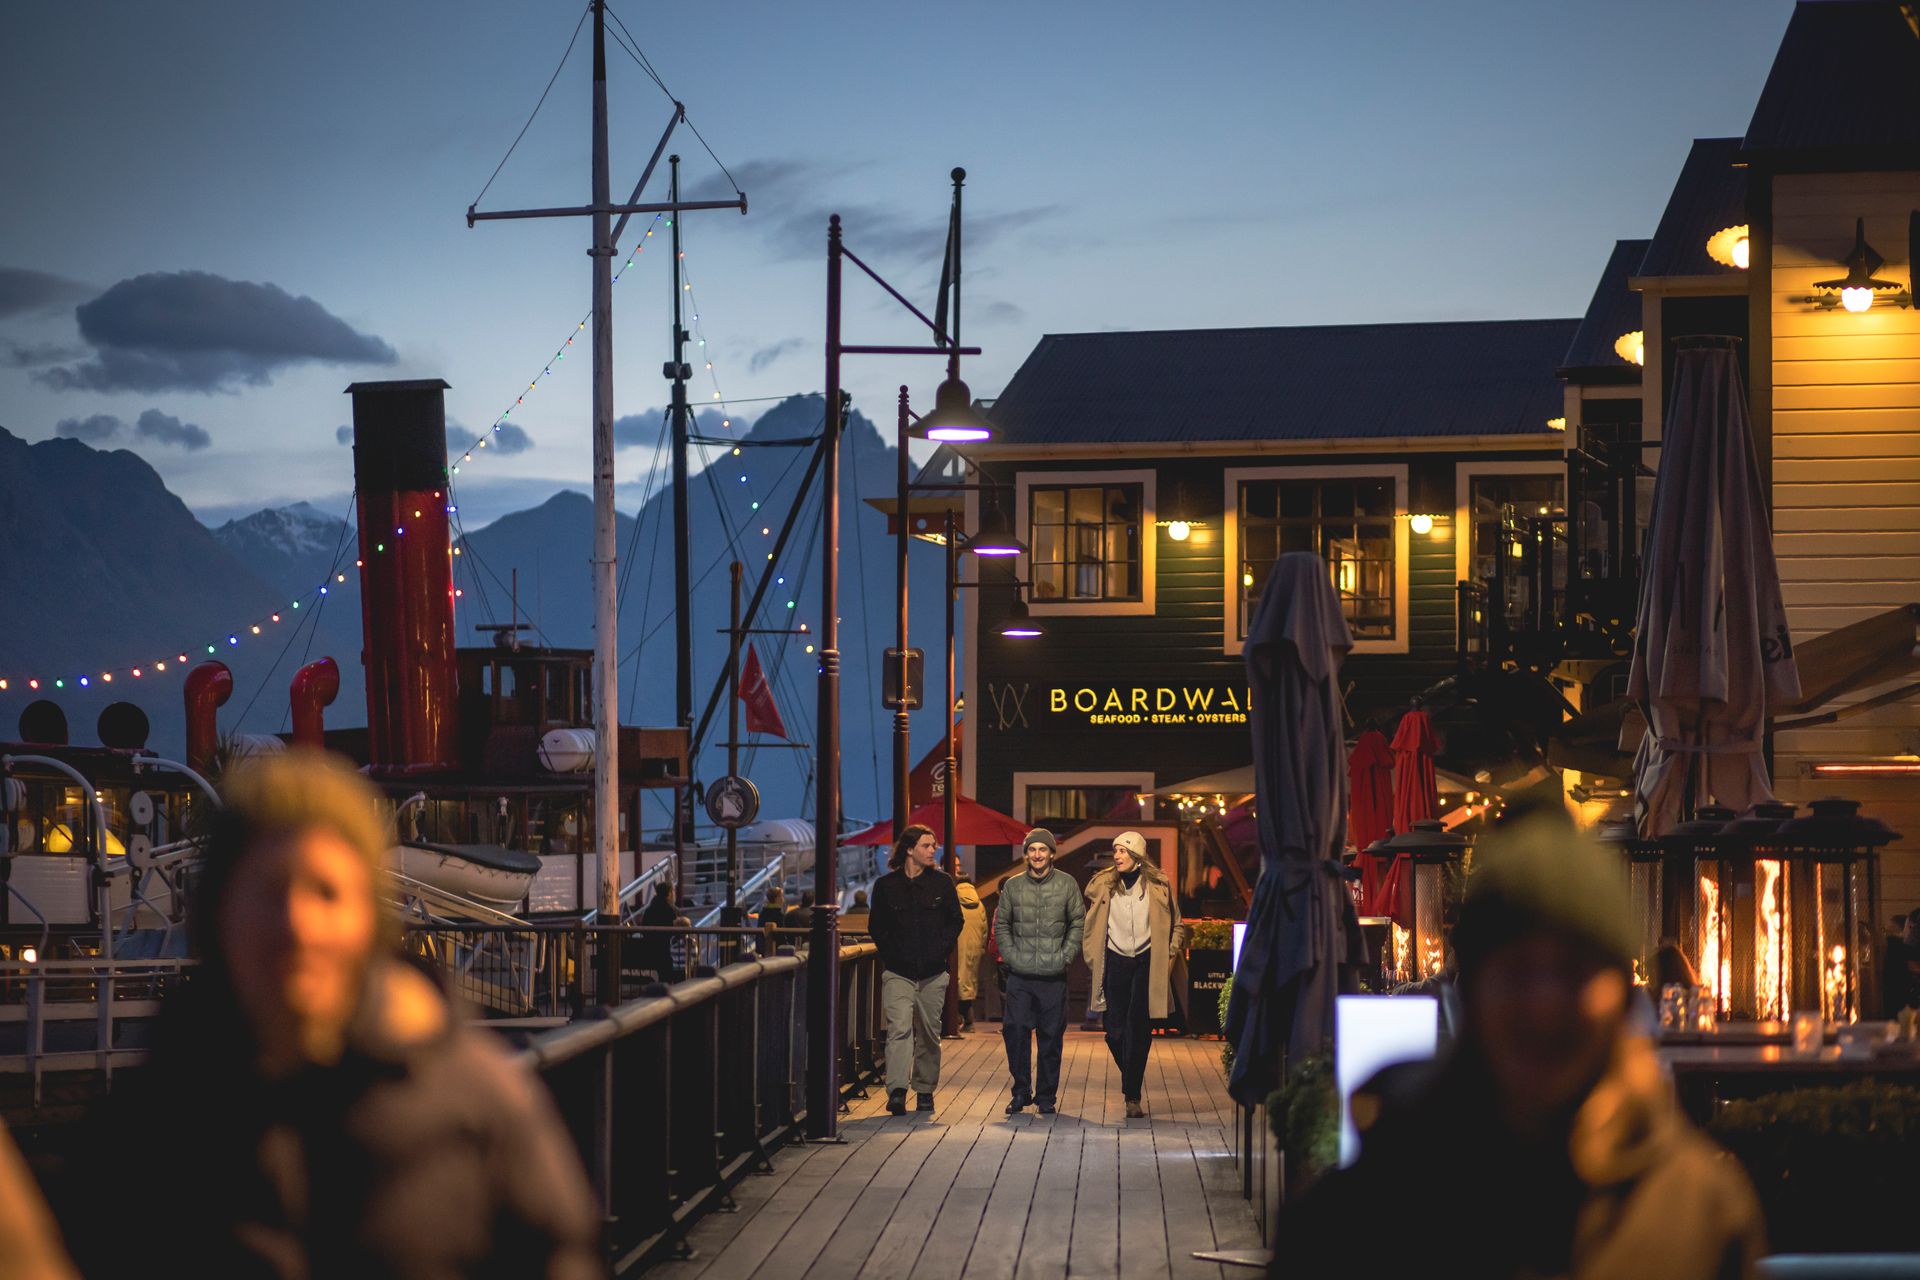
[1452, 811, 1635, 979]
[1023, 828, 1057, 853]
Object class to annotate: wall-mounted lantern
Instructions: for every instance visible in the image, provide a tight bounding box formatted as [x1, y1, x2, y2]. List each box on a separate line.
[1614, 331, 1646, 366]
[1814, 218, 1903, 313]
[1706, 224, 1751, 270]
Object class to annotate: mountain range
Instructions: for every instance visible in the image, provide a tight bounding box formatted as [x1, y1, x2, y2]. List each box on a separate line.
[0, 396, 956, 829]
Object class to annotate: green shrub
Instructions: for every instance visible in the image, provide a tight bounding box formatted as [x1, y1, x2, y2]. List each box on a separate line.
[1706, 1080, 1920, 1253]
[1188, 919, 1233, 951]
[1218, 979, 1235, 1071]
[1267, 1053, 1338, 1188]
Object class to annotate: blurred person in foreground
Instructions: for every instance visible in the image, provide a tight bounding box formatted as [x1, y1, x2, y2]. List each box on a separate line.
[72, 750, 600, 1279]
[1272, 813, 1763, 1280]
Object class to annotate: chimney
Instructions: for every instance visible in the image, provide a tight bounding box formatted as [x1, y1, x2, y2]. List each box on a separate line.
[184, 661, 233, 775]
[289, 657, 340, 749]
[346, 379, 458, 776]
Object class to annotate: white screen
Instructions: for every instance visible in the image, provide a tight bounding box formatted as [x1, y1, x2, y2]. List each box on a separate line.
[1334, 994, 1439, 1166]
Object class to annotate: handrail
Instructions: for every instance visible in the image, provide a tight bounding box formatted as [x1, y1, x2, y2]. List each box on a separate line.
[127, 755, 221, 808]
[694, 852, 784, 926]
[3, 755, 114, 964]
[578, 855, 675, 926]
[384, 869, 528, 928]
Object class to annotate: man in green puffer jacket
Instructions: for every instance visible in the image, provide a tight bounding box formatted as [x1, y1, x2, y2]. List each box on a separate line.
[994, 828, 1085, 1115]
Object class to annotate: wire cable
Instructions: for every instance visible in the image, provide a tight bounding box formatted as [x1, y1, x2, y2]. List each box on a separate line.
[471, 2, 591, 211]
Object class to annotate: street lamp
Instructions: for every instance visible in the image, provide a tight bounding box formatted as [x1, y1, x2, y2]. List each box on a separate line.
[814, 169, 983, 1141]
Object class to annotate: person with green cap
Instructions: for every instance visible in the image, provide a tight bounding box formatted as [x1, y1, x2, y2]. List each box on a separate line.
[995, 827, 1085, 1115]
[1271, 811, 1764, 1279]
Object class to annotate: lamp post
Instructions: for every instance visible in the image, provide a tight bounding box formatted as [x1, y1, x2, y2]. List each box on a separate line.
[809, 172, 987, 1141]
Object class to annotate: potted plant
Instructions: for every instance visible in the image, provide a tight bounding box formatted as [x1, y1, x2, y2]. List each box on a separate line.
[1186, 918, 1235, 1036]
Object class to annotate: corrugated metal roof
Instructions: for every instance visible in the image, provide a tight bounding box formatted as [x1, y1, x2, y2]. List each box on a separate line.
[1636, 139, 1748, 280]
[1560, 239, 1652, 377]
[1743, 1, 1920, 158]
[984, 320, 1580, 447]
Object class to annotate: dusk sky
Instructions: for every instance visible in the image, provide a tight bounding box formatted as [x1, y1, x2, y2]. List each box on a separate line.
[2, 0, 1796, 527]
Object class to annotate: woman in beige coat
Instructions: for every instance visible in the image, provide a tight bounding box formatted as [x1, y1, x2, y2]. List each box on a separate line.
[955, 876, 989, 1029]
[1084, 831, 1188, 1118]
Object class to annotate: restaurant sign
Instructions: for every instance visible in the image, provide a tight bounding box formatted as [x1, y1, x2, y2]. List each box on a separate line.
[1043, 682, 1252, 728]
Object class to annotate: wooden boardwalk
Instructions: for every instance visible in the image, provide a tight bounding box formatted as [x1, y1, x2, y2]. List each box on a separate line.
[650, 1027, 1260, 1279]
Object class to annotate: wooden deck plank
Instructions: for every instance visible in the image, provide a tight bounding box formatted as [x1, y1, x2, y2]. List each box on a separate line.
[647, 1030, 1256, 1280]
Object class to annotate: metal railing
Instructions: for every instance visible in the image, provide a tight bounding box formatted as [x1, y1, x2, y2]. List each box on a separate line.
[0, 956, 195, 1099]
[692, 854, 785, 927]
[519, 940, 886, 1273]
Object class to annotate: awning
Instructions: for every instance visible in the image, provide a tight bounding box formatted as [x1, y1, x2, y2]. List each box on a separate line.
[1157, 762, 1477, 800]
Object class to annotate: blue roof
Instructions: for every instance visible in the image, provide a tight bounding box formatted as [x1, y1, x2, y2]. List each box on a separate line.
[1744, 2, 1920, 161]
[1637, 139, 1748, 281]
[1561, 240, 1651, 379]
[984, 320, 1579, 447]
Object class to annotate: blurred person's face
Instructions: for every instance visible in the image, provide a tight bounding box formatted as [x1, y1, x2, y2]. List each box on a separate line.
[909, 833, 938, 870]
[1904, 918, 1919, 948]
[1025, 841, 1054, 876]
[1112, 843, 1138, 873]
[1465, 933, 1629, 1129]
[220, 826, 377, 1064]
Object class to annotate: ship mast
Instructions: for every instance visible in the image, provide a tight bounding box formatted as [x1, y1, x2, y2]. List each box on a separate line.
[468, 0, 745, 918]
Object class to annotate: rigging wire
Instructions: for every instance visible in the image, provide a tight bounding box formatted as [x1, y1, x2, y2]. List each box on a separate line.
[470, 2, 591, 211]
[603, 3, 744, 198]
[234, 491, 359, 729]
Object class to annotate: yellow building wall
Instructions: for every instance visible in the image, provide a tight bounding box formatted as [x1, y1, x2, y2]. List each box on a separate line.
[1769, 170, 1920, 917]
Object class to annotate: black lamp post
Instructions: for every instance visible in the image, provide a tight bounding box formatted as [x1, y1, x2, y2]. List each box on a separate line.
[811, 171, 983, 1141]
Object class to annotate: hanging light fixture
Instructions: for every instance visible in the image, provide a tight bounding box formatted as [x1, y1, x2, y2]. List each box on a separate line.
[967, 500, 1025, 557]
[1614, 331, 1645, 366]
[1814, 218, 1901, 314]
[1000, 593, 1043, 638]
[916, 374, 994, 442]
[1706, 224, 1751, 270]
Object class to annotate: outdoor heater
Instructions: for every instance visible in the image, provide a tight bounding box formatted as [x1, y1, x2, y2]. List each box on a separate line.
[1375, 820, 1469, 984]
[1684, 801, 1894, 1023]
[1598, 819, 1668, 984]
[1653, 806, 1737, 1008]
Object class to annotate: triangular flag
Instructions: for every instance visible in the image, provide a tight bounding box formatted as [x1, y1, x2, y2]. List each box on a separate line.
[739, 644, 788, 740]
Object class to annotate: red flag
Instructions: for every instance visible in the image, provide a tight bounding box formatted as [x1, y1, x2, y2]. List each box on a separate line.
[739, 645, 787, 739]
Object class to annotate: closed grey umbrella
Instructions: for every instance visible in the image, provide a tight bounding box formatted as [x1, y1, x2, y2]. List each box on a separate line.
[1629, 336, 1801, 835]
[1225, 551, 1364, 1103]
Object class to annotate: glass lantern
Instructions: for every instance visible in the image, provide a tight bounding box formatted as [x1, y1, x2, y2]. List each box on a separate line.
[1703, 803, 1801, 1022]
[1771, 799, 1896, 1025]
[1598, 819, 1666, 985]
[1375, 820, 1469, 983]
[1656, 805, 1738, 1017]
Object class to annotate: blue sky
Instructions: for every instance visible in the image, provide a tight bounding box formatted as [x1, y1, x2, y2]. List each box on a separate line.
[0, 0, 1796, 527]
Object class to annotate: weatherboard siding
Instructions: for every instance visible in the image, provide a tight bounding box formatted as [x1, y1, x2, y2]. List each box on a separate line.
[1767, 170, 1920, 912]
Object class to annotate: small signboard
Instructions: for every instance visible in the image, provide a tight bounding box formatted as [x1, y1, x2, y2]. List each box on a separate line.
[882, 647, 925, 710]
[704, 774, 760, 829]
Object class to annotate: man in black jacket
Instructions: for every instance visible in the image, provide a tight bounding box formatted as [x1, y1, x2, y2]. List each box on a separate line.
[868, 824, 964, 1115]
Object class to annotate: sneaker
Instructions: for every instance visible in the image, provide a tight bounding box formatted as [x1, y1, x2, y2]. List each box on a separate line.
[1005, 1091, 1030, 1115]
[886, 1089, 907, 1116]
[1125, 1099, 1146, 1119]
[916, 1092, 935, 1112]
[1036, 1101, 1056, 1115]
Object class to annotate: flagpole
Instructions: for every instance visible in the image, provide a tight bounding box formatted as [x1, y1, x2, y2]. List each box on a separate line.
[727, 559, 742, 922]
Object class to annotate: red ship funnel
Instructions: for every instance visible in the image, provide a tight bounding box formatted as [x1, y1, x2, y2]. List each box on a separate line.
[184, 661, 233, 775]
[346, 379, 458, 776]
[289, 657, 340, 749]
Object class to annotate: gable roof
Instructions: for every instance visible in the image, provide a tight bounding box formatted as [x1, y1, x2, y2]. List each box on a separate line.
[1561, 239, 1652, 381]
[1636, 139, 1748, 281]
[983, 320, 1580, 448]
[1743, 1, 1920, 162]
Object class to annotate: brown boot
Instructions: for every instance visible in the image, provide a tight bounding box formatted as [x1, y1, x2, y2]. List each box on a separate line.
[1125, 1099, 1146, 1119]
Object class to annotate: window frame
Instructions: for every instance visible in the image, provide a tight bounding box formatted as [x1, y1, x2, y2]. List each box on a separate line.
[1222, 464, 1409, 656]
[1012, 771, 1156, 827]
[1014, 468, 1158, 616]
[1453, 460, 1569, 616]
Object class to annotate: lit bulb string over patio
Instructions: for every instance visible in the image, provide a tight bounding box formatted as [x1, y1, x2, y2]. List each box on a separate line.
[0, 491, 364, 698]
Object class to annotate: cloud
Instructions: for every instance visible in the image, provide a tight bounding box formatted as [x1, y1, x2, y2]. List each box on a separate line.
[0, 267, 91, 319]
[0, 340, 87, 368]
[447, 420, 532, 456]
[52, 407, 212, 450]
[134, 408, 211, 450]
[689, 158, 1061, 265]
[612, 406, 741, 450]
[34, 270, 397, 393]
[976, 299, 1026, 324]
[335, 424, 353, 445]
[748, 338, 805, 373]
[54, 413, 125, 443]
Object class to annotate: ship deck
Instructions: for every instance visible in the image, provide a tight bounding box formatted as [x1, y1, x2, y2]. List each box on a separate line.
[649, 1026, 1260, 1279]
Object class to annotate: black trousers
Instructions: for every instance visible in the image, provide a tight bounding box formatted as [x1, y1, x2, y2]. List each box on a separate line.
[1002, 973, 1068, 1105]
[1102, 947, 1153, 1100]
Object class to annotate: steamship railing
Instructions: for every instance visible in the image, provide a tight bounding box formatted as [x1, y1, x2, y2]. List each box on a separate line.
[518, 939, 885, 1273]
[693, 854, 786, 927]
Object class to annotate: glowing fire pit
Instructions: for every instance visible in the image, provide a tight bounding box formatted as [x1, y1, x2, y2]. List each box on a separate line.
[1373, 820, 1469, 984]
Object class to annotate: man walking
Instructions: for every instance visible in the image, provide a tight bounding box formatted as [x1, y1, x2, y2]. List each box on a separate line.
[868, 824, 964, 1115]
[996, 828, 1085, 1115]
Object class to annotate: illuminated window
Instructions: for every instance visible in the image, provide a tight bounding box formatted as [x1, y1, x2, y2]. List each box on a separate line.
[1238, 476, 1396, 640]
[1029, 484, 1143, 603]
[1025, 785, 1139, 829]
[1467, 474, 1567, 628]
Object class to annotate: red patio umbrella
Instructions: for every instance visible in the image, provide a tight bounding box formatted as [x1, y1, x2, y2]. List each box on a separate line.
[843, 795, 1033, 848]
[1372, 706, 1438, 926]
[1347, 728, 1395, 907]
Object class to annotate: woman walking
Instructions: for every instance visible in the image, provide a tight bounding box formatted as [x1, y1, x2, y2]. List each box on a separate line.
[1084, 830, 1187, 1118]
